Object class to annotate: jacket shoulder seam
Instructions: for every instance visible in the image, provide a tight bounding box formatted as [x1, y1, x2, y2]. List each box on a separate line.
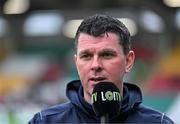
[161, 113, 164, 122]
[40, 102, 73, 118]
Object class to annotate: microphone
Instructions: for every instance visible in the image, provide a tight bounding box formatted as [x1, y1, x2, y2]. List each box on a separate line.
[91, 82, 122, 124]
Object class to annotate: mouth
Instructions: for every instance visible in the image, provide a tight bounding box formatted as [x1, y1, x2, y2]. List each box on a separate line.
[88, 77, 107, 94]
[89, 77, 107, 83]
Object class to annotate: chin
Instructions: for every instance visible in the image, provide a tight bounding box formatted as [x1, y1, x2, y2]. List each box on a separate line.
[88, 87, 94, 96]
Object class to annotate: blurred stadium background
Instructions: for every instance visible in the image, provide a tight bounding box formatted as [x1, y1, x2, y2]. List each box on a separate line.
[0, 0, 180, 123]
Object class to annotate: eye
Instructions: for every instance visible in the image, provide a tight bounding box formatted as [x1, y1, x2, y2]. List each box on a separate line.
[101, 52, 116, 59]
[80, 54, 92, 60]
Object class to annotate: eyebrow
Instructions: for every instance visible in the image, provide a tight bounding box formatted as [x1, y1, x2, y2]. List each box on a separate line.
[78, 48, 117, 56]
[78, 49, 91, 56]
[100, 48, 117, 54]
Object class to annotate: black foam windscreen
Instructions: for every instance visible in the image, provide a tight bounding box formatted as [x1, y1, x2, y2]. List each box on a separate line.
[91, 82, 122, 117]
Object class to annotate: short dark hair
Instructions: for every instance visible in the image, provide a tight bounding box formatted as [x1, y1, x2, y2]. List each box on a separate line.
[75, 14, 131, 55]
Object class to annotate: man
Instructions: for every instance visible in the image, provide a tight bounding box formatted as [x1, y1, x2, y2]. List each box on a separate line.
[29, 14, 174, 123]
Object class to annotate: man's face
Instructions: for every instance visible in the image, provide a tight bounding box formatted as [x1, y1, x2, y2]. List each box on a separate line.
[74, 32, 134, 103]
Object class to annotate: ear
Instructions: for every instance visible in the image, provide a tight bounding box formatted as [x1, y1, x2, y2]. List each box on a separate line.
[74, 54, 80, 76]
[74, 54, 77, 66]
[125, 50, 135, 73]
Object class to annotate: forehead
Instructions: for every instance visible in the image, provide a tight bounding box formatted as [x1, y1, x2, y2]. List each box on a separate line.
[77, 33, 122, 53]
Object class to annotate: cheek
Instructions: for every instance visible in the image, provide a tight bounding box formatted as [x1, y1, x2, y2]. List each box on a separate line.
[106, 60, 126, 77]
[76, 61, 89, 77]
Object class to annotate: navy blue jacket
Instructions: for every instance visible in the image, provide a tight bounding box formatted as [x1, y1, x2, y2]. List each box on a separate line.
[29, 80, 174, 123]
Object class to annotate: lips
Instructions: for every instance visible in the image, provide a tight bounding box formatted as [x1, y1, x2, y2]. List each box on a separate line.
[89, 77, 106, 82]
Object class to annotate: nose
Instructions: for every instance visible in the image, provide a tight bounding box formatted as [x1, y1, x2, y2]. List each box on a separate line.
[91, 56, 103, 72]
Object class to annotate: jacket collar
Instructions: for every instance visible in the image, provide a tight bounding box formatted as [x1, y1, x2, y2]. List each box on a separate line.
[66, 80, 142, 118]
